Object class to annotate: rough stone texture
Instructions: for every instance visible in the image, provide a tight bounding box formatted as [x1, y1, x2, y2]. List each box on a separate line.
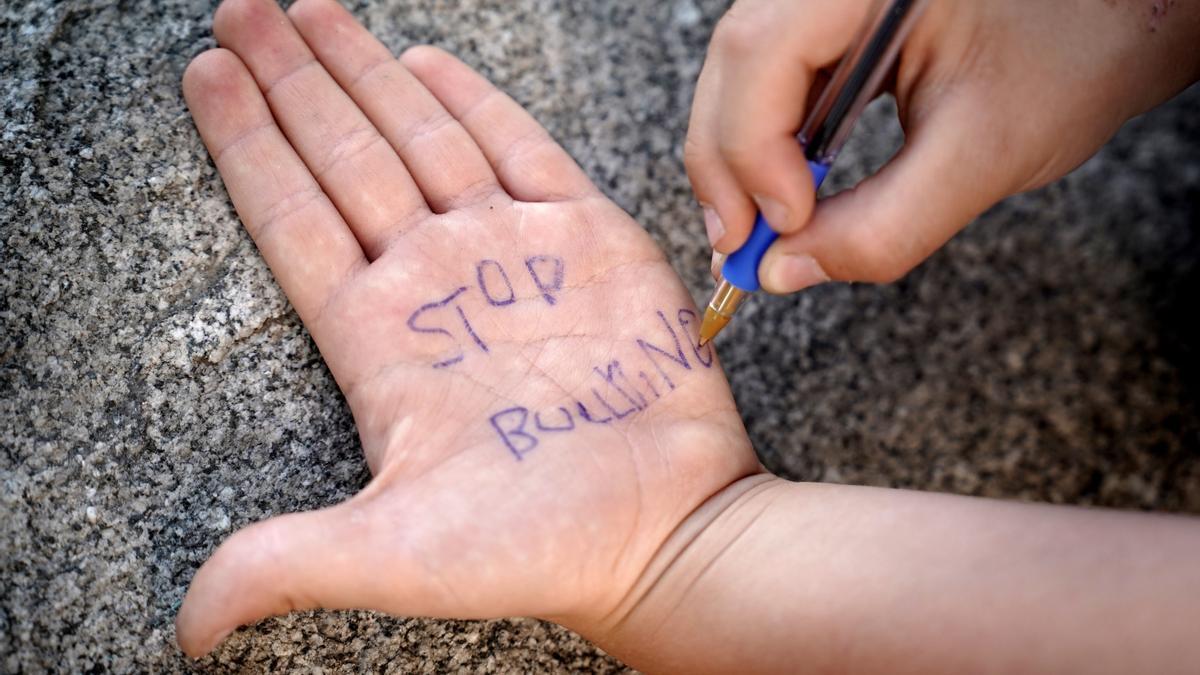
[2, 0, 1198, 671]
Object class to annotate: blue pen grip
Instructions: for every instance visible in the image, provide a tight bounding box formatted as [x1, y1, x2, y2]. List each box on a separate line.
[722, 160, 830, 292]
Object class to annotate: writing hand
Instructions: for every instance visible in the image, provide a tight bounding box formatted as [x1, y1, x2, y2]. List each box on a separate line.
[688, 0, 1200, 292]
[175, 0, 758, 657]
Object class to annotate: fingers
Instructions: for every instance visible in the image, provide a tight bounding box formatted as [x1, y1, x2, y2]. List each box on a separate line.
[212, 0, 428, 259]
[759, 94, 1010, 291]
[686, 0, 872, 252]
[285, 0, 502, 212]
[175, 501, 382, 658]
[685, 56, 757, 252]
[399, 46, 598, 203]
[182, 48, 365, 323]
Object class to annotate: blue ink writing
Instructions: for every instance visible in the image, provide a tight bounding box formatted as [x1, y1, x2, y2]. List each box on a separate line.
[575, 398, 613, 424]
[525, 255, 565, 306]
[490, 407, 538, 460]
[406, 286, 470, 369]
[639, 371, 661, 400]
[636, 310, 691, 389]
[677, 308, 714, 368]
[484, 306, 710, 460]
[535, 407, 575, 432]
[593, 387, 637, 420]
[594, 360, 647, 410]
[476, 259, 516, 307]
[410, 254, 567, 370]
[456, 305, 489, 354]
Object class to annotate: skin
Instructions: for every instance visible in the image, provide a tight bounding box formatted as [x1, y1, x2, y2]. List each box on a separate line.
[688, 0, 1200, 292]
[176, 0, 757, 655]
[178, 0, 1200, 671]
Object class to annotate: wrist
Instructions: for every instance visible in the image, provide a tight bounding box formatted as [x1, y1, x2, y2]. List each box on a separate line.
[565, 473, 783, 670]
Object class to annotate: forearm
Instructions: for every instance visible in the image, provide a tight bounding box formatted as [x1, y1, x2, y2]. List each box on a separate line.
[583, 476, 1200, 674]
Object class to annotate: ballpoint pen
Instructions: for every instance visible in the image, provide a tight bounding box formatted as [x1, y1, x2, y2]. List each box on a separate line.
[697, 0, 930, 347]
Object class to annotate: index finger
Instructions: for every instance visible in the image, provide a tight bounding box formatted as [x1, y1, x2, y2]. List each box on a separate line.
[183, 48, 366, 324]
[702, 1, 871, 242]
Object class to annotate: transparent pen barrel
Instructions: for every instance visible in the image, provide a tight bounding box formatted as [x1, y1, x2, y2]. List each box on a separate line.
[799, 0, 931, 164]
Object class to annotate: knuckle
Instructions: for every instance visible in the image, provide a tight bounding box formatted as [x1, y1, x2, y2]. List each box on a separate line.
[716, 136, 764, 174]
[845, 229, 914, 283]
[711, 11, 766, 57]
[682, 136, 713, 177]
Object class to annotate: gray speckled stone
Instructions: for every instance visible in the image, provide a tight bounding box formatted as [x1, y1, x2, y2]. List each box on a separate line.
[2, 0, 1198, 671]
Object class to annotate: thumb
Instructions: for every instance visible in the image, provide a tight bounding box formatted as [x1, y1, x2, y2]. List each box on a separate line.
[175, 499, 382, 657]
[760, 95, 1013, 292]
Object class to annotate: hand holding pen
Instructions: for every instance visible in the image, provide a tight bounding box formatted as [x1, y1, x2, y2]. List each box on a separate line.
[690, 0, 1200, 344]
[698, 0, 928, 344]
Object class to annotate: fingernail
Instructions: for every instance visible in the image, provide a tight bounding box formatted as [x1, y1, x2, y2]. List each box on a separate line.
[767, 253, 829, 292]
[753, 194, 790, 232]
[710, 251, 727, 280]
[703, 206, 725, 246]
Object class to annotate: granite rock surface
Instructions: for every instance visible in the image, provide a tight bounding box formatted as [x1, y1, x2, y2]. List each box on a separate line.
[2, 0, 1199, 672]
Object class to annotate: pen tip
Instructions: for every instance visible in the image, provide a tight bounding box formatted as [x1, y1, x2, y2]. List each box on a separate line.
[697, 306, 730, 346]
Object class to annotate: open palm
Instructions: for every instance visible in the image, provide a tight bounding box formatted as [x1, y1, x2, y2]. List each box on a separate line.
[176, 0, 758, 656]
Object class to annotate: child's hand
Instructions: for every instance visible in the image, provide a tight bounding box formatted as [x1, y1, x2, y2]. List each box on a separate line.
[688, 0, 1200, 292]
[175, 0, 758, 656]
